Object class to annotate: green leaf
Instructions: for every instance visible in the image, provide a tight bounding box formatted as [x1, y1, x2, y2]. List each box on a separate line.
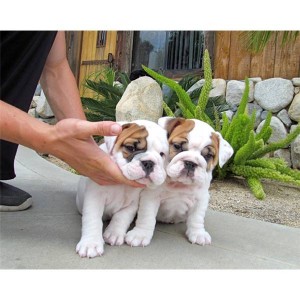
[247, 177, 266, 200]
[142, 65, 196, 117]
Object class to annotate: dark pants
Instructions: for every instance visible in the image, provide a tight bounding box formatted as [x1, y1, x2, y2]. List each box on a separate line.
[0, 31, 57, 180]
[0, 98, 32, 180]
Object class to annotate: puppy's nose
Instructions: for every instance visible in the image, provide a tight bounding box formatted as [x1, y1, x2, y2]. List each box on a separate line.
[184, 160, 197, 171]
[141, 160, 154, 175]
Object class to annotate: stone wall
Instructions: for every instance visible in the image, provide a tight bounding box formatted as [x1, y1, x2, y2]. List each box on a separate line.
[31, 77, 300, 169]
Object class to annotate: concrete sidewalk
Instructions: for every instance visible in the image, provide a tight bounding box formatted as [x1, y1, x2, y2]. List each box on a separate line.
[0, 146, 299, 269]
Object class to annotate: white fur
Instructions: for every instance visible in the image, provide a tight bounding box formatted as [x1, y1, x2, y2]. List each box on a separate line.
[76, 120, 168, 258]
[125, 118, 233, 247]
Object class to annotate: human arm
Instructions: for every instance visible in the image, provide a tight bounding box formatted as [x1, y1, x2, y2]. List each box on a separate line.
[0, 100, 143, 187]
[39, 31, 85, 120]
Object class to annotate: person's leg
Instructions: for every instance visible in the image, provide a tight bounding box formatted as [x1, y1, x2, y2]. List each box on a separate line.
[0, 99, 34, 211]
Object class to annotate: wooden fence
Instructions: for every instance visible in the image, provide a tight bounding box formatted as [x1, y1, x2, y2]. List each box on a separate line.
[214, 31, 300, 80]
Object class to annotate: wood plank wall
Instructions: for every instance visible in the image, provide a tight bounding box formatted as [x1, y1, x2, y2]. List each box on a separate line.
[214, 31, 300, 80]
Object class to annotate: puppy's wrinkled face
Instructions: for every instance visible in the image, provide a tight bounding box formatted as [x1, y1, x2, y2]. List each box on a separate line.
[158, 117, 233, 186]
[104, 120, 168, 188]
[114, 123, 148, 161]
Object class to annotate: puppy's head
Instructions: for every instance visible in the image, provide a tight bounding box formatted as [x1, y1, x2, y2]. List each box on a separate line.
[158, 117, 233, 186]
[104, 120, 168, 188]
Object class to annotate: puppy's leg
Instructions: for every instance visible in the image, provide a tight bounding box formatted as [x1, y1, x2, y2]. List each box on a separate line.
[76, 190, 106, 258]
[186, 191, 211, 246]
[103, 198, 139, 246]
[125, 193, 160, 247]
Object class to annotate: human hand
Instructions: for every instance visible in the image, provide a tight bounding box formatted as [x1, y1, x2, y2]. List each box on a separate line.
[46, 118, 145, 187]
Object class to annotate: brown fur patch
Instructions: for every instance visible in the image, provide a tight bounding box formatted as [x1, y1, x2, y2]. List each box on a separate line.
[166, 118, 195, 160]
[114, 123, 148, 160]
[204, 132, 220, 170]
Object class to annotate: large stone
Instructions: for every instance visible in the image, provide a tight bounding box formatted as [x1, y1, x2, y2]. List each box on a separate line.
[35, 91, 54, 118]
[290, 125, 300, 169]
[249, 77, 262, 84]
[226, 80, 254, 106]
[116, 77, 163, 122]
[292, 77, 300, 87]
[274, 149, 292, 167]
[247, 102, 263, 129]
[187, 78, 226, 98]
[254, 78, 294, 113]
[256, 116, 287, 145]
[277, 109, 292, 127]
[288, 94, 300, 122]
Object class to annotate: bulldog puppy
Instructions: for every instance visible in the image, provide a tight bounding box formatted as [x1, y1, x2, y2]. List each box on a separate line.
[125, 117, 233, 247]
[76, 120, 168, 258]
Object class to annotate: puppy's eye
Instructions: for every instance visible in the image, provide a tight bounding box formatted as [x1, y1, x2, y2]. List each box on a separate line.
[203, 153, 214, 161]
[124, 145, 135, 152]
[160, 152, 165, 157]
[173, 143, 182, 151]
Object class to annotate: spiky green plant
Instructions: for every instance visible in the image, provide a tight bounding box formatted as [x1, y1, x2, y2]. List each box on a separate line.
[143, 50, 300, 200]
[218, 78, 300, 199]
[142, 49, 229, 128]
[240, 31, 299, 54]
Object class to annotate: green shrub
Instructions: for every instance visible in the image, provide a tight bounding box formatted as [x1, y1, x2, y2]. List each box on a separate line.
[81, 68, 130, 122]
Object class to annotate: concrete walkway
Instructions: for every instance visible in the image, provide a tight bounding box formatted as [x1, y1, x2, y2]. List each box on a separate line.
[0, 146, 299, 269]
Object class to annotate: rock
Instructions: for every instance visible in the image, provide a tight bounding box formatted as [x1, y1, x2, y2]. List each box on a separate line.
[226, 80, 254, 106]
[288, 94, 300, 122]
[247, 102, 263, 129]
[295, 87, 300, 94]
[260, 110, 270, 120]
[292, 77, 300, 87]
[290, 125, 300, 169]
[277, 109, 292, 127]
[31, 96, 39, 108]
[274, 149, 292, 167]
[116, 76, 163, 122]
[28, 108, 36, 118]
[187, 78, 226, 98]
[187, 79, 204, 94]
[35, 83, 42, 96]
[249, 77, 262, 84]
[256, 116, 287, 145]
[254, 78, 294, 112]
[36, 91, 54, 118]
[224, 110, 234, 120]
[210, 79, 227, 97]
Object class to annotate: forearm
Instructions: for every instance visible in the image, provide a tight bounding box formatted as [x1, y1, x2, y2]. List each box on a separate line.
[0, 100, 54, 153]
[40, 58, 85, 121]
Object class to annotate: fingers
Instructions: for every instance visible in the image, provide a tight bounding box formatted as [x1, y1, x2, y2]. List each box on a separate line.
[77, 120, 122, 138]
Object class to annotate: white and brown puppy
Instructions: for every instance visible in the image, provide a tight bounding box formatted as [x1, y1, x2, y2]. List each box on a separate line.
[125, 117, 233, 247]
[76, 120, 168, 258]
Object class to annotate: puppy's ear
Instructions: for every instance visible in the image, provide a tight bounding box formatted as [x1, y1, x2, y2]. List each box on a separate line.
[103, 121, 127, 154]
[214, 132, 234, 168]
[158, 117, 193, 138]
[104, 135, 118, 154]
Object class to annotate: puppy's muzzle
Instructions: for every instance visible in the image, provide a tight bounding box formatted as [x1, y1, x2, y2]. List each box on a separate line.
[141, 160, 155, 176]
[184, 160, 197, 172]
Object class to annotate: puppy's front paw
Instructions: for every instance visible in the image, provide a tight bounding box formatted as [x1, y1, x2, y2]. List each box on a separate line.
[103, 227, 126, 246]
[186, 229, 211, 246]
[76, 238, 105, 258]
[125, 228, 153, 247]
